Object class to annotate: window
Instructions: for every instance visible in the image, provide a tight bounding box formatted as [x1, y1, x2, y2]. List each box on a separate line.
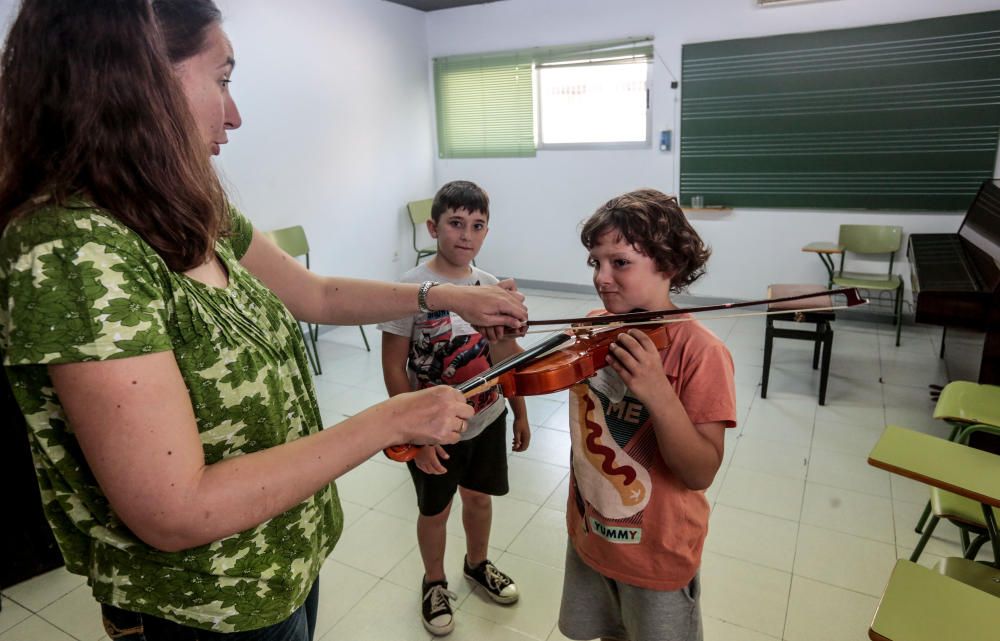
[539, 59, 650, 147]
[434, 38, 653, 158]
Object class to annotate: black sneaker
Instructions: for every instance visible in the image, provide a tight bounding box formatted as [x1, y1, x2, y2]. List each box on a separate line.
[463, 557, 519, 604]
[421, 578, 456, 636]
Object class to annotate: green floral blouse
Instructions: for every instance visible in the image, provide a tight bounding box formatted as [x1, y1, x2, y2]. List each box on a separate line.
[0, 200, 342, 632]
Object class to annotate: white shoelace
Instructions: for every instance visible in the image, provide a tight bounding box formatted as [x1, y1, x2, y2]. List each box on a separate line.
[484, 563, 512, 591]
[424, 584, 456, 615]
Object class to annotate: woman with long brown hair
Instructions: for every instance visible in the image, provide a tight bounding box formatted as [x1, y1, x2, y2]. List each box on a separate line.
[0, 1, 526, 639]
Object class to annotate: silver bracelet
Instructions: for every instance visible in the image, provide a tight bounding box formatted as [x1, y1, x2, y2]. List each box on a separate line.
[417, 280, 439, 313]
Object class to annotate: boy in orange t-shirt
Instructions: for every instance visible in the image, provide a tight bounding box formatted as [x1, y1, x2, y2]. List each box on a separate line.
[558, 189, 737, 641]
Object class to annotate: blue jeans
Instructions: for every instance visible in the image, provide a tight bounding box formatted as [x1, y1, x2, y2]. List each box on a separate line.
[100, 579, 320, 641]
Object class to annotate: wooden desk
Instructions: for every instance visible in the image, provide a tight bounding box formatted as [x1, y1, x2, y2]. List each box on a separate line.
[868, 425, 1000, 562]
[867, 425, 1000, 641]
[802, 241, 844, 285]
[869, 560, 1000, 641]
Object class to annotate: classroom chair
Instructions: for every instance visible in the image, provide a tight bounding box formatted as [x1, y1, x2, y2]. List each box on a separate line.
[407, 198, 437, 266]
[264, 226, 370, 376]
[909, 423, 1000, 565]
[760, 284, 835, 405]
[830, 224, 904, 346]
[914, 382, 1000, 534]
[934, 556, 1000, 598]
[407, 197, 475, 267]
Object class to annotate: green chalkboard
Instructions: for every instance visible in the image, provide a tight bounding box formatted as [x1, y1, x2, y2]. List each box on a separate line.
[679, 11, 1000, 211]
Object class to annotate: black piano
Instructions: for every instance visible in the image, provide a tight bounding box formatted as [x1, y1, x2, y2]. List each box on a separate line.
[908, 179, 1000, 385]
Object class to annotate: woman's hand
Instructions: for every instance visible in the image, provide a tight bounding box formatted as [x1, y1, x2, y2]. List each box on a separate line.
[414, 445, 450, 475]
[379, 385, 473, 448]
[431, 279, 527, 331]
[605, 329, 674, 407]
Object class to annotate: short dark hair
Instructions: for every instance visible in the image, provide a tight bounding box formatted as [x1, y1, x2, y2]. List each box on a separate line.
[580, 189, 711, 292]
[431, 180, 489, 222]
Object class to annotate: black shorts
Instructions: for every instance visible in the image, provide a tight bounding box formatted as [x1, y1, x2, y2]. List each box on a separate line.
[408, 409, 509, 516]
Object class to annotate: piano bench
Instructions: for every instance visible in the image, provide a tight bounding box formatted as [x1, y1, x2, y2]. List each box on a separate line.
[761, 284, 836, 405]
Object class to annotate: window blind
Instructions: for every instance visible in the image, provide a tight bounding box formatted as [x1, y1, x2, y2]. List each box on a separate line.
[434, 52, 535, 158]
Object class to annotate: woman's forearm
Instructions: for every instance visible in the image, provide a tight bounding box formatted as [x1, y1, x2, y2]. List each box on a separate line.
[148, 406, 397, 551]
[307, 277, 425, 325]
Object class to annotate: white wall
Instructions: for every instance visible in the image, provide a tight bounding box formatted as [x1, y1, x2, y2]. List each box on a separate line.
[215, 0, 436, 281]
[427, 0, 1000, 301]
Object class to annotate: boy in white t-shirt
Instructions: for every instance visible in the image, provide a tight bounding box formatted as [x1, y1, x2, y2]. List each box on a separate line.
[379, 180, 529, 636]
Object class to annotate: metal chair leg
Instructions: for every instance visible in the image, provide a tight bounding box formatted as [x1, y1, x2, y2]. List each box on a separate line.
[910, 515, 939, 562]
[818, 325, 833, 406]
[309, 323, 322, 375]
[894, 284, 903, 347]
[761, 318, 774, 399]
[358, 325, 371, 352]
[964, 533, 990, 561]
[915, 501, 933, 534]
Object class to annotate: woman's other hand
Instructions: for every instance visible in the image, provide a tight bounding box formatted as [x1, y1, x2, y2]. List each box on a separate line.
[430, 279, 527, 330]
[376, 385, 473, 448]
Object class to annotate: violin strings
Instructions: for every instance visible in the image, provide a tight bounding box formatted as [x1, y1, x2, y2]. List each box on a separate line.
[519, 304, 853, 336]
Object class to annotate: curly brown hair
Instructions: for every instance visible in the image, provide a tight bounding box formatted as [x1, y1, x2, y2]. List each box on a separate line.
[580, 189, 711, 293]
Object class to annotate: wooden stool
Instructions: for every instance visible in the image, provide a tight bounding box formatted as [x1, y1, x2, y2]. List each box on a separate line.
[761, 284, 835, 405]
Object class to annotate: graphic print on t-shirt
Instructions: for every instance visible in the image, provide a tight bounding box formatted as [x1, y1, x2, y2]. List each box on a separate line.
[569, 370, 657, 538]
[408, 309, 498, 413]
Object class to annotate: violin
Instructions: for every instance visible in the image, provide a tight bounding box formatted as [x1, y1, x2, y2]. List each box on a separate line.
[384, 322, 670, 462]
[383, 286, 866, 462]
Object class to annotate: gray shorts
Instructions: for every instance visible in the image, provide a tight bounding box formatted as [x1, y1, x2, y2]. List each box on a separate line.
[558, 541, 703, 641]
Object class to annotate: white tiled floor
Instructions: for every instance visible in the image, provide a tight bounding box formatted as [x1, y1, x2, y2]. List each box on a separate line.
[2, 288, 987, 641]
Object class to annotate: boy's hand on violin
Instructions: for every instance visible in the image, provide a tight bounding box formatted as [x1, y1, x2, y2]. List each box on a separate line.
[606, 329, 672, 405]
[386, 385, 472, 448]
[415, 444, 450, 475]
[511, 416, 531, 452]
[440, 280, 527, 330]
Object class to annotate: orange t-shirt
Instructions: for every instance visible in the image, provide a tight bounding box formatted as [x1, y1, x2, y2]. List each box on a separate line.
[565, 314, 737, 591]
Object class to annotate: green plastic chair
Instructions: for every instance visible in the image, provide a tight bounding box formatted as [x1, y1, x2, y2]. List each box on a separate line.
[909, 422, 1000, 565]
[831, 224, 904, 346]
[934, 556, 1000, 597]
[264, 226, 370, 376]
[914, 382, 1000, 534]
[407, 199, 436, 266]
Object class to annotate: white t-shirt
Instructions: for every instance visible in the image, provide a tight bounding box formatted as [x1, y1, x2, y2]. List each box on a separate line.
[378, 263, 505, 440]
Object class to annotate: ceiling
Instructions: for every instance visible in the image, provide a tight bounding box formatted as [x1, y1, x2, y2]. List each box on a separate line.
[383, 0, 506, 11]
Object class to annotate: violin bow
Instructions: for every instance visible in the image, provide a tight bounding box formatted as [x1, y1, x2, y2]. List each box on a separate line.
[523, 287, 867, 331]
[385, 287, 865, 462]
